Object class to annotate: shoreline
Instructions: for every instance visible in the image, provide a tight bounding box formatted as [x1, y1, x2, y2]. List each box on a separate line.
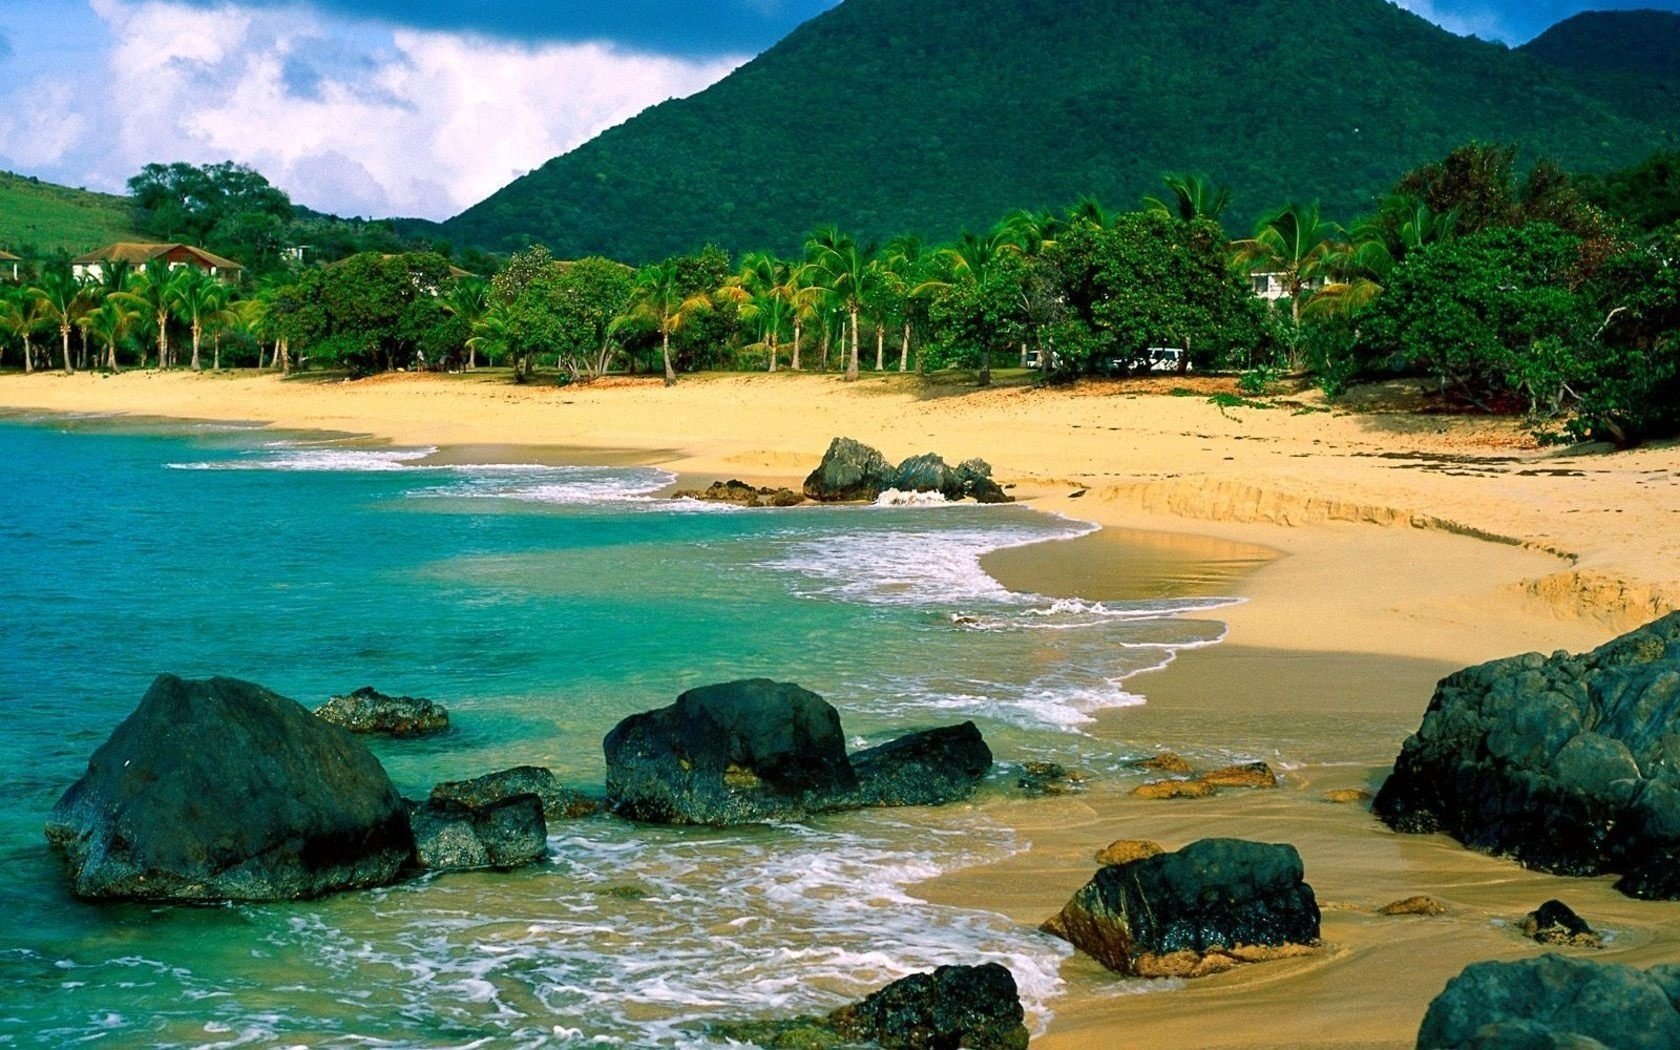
[5, 370, 1680, 1046]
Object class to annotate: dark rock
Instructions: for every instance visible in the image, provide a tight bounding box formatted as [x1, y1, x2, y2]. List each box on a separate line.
[604, 679, 858, 824]
[429, 765, 600, 821]
[1041, 838, 1321, 978]
[803, 437, 894, 502]
[409, 794, 547, 871]
[45, 674, 413, 901]
[603, 681, 992, 825]
[1373, 613, 1680, 899]
[671, 479, 807, 508]
[892, 452, 962, 500]
[956, 458, 1012, 504]
[1417, 954, 1680, 1049]
[1521, 900, 1603, 949]
[714, 962, 1029, 1050]
[314, 685, 449, 736]
[846, 722, 992, 807]
[1015, 761, 1089, 796]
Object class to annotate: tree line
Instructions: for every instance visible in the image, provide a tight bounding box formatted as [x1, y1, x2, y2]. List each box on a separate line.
[1, 144, 1676, 445]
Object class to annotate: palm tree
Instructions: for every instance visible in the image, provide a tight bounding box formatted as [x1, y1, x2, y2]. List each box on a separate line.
[626, 262, 713, 386]
[114, 261, 189, 369]
[778, 261, 821, 371]
[83, 299, 138, 373]
[884, 235, 932, 372]
[0, 285, 46, 373]
[467, 301, 514, 370]
[807, 226, 872, 381]
[28, 270, 84, 375]
[172, 269, 227, 372]
[1233, 201, 1343, 331]
[1067, 195, 1112, 229]
[1145, 172, 1233, 224]
[441, 277, 490, 369]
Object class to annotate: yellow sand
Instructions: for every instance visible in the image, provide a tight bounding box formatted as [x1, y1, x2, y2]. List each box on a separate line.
[5, 367, 1680, 1046]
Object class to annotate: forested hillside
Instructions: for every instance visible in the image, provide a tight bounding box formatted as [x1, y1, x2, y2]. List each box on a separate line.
[443, 0, 1678, 261]
[1518, 10, 1680, 128]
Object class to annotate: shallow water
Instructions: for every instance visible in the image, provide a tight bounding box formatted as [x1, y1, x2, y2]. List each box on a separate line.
[0, 419, 1235, 1047]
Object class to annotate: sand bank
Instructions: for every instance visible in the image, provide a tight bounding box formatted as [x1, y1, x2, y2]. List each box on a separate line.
[5, 368, 1680, 1046]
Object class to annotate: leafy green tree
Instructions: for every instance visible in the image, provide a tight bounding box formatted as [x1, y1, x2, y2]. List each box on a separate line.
[0, 285, 47, 373]
[128, 161, 293, 253]
[1574, 221, 1680, 444]
[1578, 150, 1680, 232]
[506, 257, 634, 381]
[84, 299, 139, 373]
[1232, 201, 1342, 337]
[441, 277, 490, 368]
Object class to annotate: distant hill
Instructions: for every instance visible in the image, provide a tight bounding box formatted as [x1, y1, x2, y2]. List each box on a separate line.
[0, 170, 142, 256]
[1518, 9, 1680, 130]
[442, 0, 1680, 262]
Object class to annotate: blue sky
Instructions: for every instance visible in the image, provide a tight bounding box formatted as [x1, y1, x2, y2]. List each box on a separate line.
[0, 0, 1674, 221]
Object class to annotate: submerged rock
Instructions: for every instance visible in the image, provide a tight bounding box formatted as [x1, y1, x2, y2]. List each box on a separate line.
[1042, 838, 1321, 978]
[803, 437, 894, 502]
[1015, 761, 1089, 796]
[46, 674, 412, 901]
[714, 962, 1029, 1050]
[1374, 613, 1680, 899]
[1521, 900, 1603, 949]
[429, 765, 600, 821]
[1417, 954, 1680, 1049]
[1134, 752, 1194, 775]
[409, 794, 547, 871]
[603, 679, 990, 825]
[315, 685, 449, 736]
[1379, 895, 1449, 917]
[1199, 762, 1279, 789]
[671, 479, 806, 508]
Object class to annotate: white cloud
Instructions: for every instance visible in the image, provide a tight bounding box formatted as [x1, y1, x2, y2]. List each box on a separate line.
[0, 0, 743, 219]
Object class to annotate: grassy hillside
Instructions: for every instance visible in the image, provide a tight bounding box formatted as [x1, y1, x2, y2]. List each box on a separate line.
[442, 0, 1680, 262]
[0, 170, 143, 256]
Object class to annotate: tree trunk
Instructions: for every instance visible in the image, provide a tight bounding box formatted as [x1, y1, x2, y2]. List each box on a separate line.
[280, 338, 291, 375]
[820, 325, 830, 372]
[792, 320, 803, 371]
[22, 335, 33, 374]
[214, 332, 222, 371]
[107, 336, 121, 373]
[191, 321, 202, 371]
[977, 348, 991, 387]
[845, 308, 860, 381]
[874, 322, 884, 371]
[60, 324, 73, 375]
[900, 321, 910, 372]
[1019, 342, 1028, 368]
[468, 341, 477, 369]
[79, 327, 89, 370]
[767, 332, 777, 372]
[662, 327, 676, 387]
[157, 312, 169, 370]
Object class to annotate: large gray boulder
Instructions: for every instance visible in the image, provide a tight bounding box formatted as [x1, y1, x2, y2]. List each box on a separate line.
[46, 675, 413, 901]
[1042, 838, 1321, 978]
[603, 679, 991, 825]
[803, 437, 894, 502]
[1375, 613, 1680, 898]
[1417, 954, 1680, 1049]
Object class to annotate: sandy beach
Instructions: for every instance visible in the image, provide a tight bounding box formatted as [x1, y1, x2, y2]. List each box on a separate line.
[5, 366, 1680, 1047]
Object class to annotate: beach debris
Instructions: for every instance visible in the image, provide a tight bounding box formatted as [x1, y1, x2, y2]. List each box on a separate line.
[802, 437, 1013, 503]
[1133, 751, 1194, 775]
[409, 793, 547, 871]
[1520, 900, 1604, 949]
[314, 685, 449, 736]
[46, 674, 412, 901]
[670, 479, 805, 507]
[429, 764, 601, 821]
[1417, 955, 1680, 1049]
[712, 962, 1029, 1050]
[1041, 837, 1321, 978]
[1323, 788, 1373, 804]
[1379, 895, 1449, 916]
[1094, 839, 1165, 866]
[1015, 761, 1090, 796]
[1374, 612, 1680, 899]
[602, 678, 991, 825]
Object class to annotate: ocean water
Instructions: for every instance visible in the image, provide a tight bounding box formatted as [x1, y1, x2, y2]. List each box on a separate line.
[0, 419, 1233, 1047]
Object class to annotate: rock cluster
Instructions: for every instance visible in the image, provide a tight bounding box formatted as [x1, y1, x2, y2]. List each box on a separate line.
[1520, 900, 1602, 949]
[714, 962, 1029, 1050]
[1130, 753, 1279, 800]
[46, 675, 414, 901]
[1418, 954, 1680, 1049]
[410, 792, 547, 871]
[429, 765, 600, 821]
[670, 479, 805, 507]
[1374, 613, 1680, 898]
[315, 685, 449, 736]
[1015, 761, 1089, 796]
[802, 437, 1011, 504]
[603, 679, 992, 825]
[1042, 838, 1321, 978]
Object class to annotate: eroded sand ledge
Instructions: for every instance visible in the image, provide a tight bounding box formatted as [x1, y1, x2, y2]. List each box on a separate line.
[4, 369, 1679, 1047]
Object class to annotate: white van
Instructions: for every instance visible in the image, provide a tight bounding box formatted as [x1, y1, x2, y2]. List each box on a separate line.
[1145, 347, 1189, 372]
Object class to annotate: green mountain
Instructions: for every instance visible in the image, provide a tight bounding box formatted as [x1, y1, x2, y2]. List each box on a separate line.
[1518, 10, 1680, 128]
[441, 0, 1680, 262]
[0, 170, 143, 256]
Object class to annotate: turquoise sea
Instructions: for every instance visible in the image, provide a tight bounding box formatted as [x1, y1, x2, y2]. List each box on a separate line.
[0, 418, 1234, 1047]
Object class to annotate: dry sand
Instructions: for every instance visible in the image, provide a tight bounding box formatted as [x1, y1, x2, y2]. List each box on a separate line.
[5, 367, 1680, 1047]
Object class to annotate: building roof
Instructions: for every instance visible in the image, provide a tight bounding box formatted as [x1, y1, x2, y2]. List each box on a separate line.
[0, 249, 19, 261]
[70, 242, 244, 271]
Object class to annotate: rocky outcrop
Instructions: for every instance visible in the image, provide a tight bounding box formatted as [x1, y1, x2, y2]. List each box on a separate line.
[409, 794, 547, 872]
[1417, 955, 1680, 1049]
[1042, 838, 1321, 978]
[1374, 613, 1680, 899]
[603, 679, 991, 825]
[314, 686, 449, 736]
[671, 479, 805, 507]
[46, 675, 413, 901]
[802, 438, 1014, 503]
[714, 962, 1029, 1050]
[429, 765, 600, 821]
